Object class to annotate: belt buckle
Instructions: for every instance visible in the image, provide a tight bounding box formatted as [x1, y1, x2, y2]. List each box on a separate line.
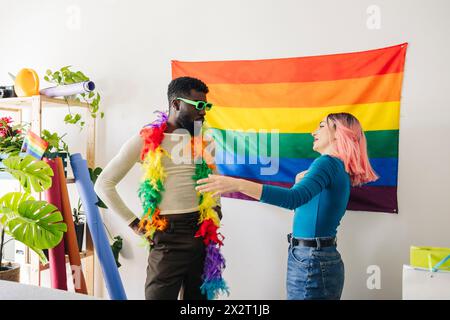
[287, 233, 293, 246]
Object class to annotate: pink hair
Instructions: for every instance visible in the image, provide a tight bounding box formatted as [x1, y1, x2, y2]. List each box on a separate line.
[326, 113, 378, 186]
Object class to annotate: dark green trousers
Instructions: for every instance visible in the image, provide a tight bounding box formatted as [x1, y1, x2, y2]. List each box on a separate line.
[144, 212, 207, 300]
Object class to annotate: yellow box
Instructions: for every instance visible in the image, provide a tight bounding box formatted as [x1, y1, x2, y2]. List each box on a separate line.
[410, 246, 450, 271]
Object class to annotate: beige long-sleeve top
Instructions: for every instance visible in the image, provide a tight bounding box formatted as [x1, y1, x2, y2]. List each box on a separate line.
[94, 131, 219, 225]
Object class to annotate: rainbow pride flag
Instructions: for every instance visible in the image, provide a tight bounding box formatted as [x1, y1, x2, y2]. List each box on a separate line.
[21, 130, 49, 159]
[172, 43, 408, 213]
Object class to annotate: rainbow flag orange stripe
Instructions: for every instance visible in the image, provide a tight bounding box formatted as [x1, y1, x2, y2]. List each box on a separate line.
[172, 43, 408, 213]
[206, 73, 403, 108]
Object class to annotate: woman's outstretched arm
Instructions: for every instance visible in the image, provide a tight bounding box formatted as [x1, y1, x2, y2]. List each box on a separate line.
[196, 155, 339, 210]
[196, 175, 264, 200]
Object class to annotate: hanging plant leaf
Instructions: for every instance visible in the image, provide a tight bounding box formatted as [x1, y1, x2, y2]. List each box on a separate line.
[89, 167, 108, 209]
[111, 236, 123, 268]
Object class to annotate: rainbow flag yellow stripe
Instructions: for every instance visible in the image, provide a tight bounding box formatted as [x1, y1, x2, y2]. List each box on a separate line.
[207, 102, 400, 133]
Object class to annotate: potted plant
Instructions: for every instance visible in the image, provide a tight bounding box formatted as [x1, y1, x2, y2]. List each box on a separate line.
[71, 199, 85, 252]
[44, 66, 104, 129]
[0, 117, 27, 157]
[0, 155, 67, 282]
[0, 227, 19, 282]
[0, 117, 29, 180]
[41, 129, 70, 177]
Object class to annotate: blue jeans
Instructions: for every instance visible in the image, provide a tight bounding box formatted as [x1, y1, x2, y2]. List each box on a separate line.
[287, 237, 345, 300]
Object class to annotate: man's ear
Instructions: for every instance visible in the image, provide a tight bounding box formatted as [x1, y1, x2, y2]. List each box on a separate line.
[171, 99, 180, 111]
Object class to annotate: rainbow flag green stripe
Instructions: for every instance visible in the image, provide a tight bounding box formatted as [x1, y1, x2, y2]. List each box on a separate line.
[210, 129, 399, 159]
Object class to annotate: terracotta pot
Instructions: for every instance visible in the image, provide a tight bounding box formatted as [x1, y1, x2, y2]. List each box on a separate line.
[0, 262, 20, 282]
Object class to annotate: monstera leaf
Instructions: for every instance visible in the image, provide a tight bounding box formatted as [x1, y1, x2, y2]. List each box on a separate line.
[0, 192, 67, 264]
[2, 155, 53, 193]
[0, 192, 35, 225]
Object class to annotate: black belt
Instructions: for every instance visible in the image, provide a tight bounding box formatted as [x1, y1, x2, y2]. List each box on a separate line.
[162, 212, 200, 233]
[287, 233, 337, 248]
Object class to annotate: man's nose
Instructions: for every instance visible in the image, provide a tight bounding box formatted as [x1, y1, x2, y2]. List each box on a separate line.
[198, 109, 206, 116]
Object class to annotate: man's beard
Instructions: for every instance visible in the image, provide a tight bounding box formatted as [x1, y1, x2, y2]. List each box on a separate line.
[177, 117, 203, 136]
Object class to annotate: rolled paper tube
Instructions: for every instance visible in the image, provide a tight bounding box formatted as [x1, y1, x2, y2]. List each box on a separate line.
[40, 81, 95, 97]
[43, 158, 68, 291]
[56, 157, 88, 294]
[70, 153, 127, 300]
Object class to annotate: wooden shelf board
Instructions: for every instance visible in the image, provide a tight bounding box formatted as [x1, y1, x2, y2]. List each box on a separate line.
[38, 250, 94, 271]
[0, 95, 89, 109]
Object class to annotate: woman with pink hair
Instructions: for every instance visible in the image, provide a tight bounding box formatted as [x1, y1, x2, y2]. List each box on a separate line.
[196, 112, 378, 300]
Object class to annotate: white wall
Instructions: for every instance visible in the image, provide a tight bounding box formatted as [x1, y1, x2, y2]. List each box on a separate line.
[1, 0, 450, 299]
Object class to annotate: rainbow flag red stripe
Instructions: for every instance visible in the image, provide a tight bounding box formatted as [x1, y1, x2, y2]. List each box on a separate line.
[172, 43, 408, 213]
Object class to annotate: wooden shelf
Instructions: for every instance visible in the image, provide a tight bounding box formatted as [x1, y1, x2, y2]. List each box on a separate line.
[66, 177, 76, 184]
[0, 93, 97, 296]
[38, 250, 94, 272]
[0, 95, 89, 110]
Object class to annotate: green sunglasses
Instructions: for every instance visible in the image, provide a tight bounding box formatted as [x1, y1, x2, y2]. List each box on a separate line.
[176, 97, 213, 111]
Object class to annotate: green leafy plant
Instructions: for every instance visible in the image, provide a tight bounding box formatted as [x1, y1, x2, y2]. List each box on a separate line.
[0, 117, 29, 159]
[0, 193, 67, 263]
[44, 66, 104, 129]
[41, 129, 69, 154]
[110, 236, 123, 268]
[1, 155, 53, 193]
[72, 199, 85, 225]
[89, 167, 107, 208]
[0, 155, 67, 266]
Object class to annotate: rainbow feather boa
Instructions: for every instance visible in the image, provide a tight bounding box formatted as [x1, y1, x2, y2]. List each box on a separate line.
[137, 111, 229, 300]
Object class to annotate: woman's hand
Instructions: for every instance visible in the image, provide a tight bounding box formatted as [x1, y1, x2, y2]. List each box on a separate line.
[196, 174, 264, 200]
[196, 174, 242, 197]
[295, 170, 308, 183]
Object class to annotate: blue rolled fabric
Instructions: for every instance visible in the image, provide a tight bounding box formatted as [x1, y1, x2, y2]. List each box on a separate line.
[70, 153, 127, 300]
